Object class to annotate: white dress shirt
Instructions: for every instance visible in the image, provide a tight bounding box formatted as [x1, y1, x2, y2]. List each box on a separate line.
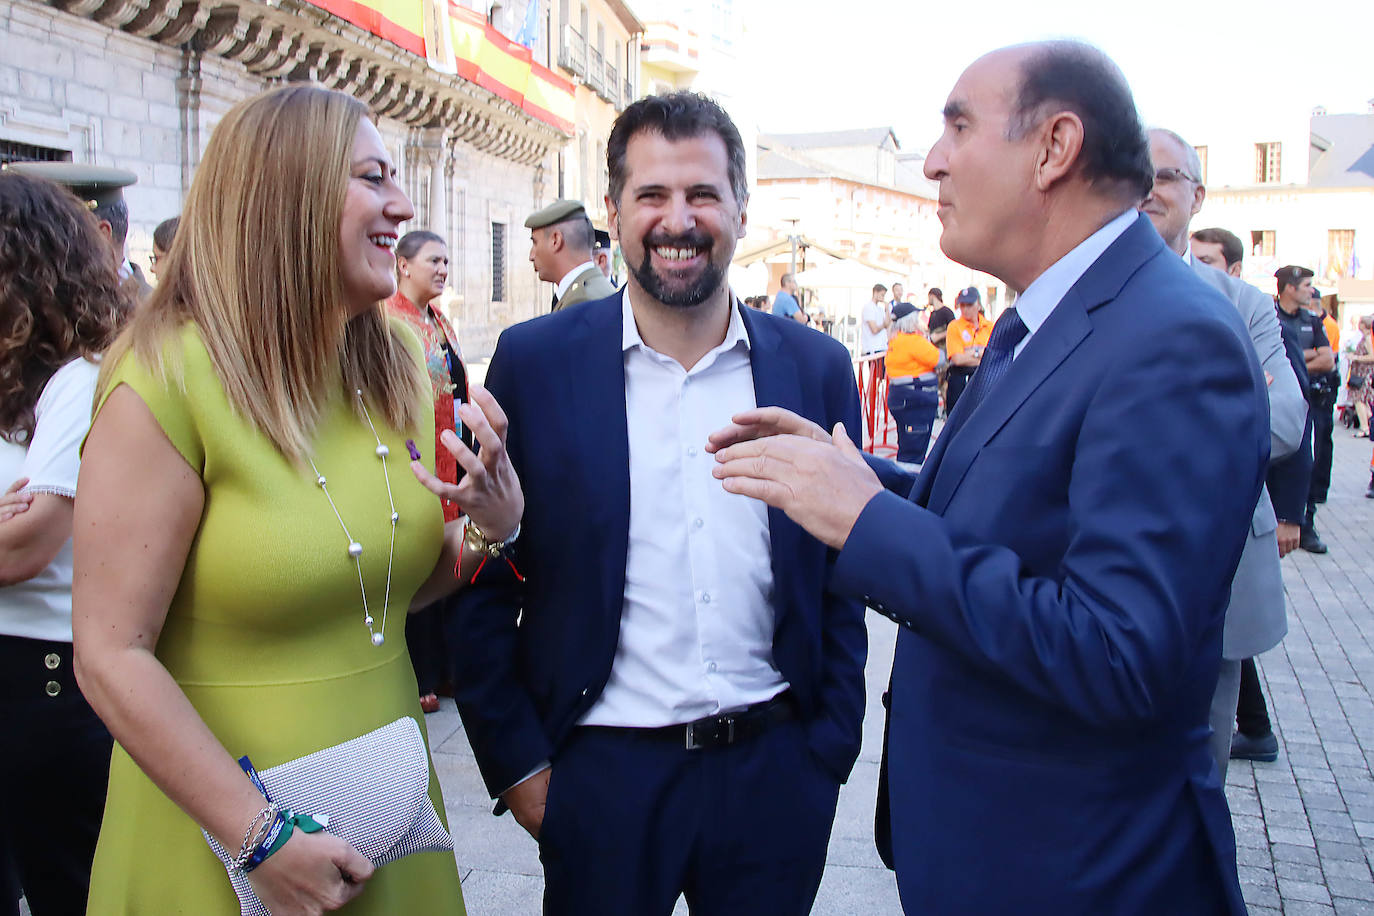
[1011, 209, 1136, 359]
[555, 260, 598, 301]
[579, 293, 788, 728]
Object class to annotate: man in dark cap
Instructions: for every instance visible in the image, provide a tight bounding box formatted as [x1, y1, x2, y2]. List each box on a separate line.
[593, 228, 616, 284]
[1274, 264, 1335, 553]
[525, 198, 616, 312]
[3, 162, 151, 305]
[943, 285, 990, 413]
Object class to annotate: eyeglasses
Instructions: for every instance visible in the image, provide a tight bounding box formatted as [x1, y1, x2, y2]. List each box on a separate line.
[1154, 167, 1199, 185]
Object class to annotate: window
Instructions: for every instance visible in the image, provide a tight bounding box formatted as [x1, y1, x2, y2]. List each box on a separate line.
[1250, 230, 1275, 258]
[1254, 142, 1281, 184]
[0, 140, 71, 167]
[1193, 145, 1208, 184]
[491, 221, 506, 302]
[1329, 229, 1356, 278]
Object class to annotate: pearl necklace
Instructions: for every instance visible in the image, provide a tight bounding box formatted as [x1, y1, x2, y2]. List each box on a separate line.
[308, 389, 398, 647]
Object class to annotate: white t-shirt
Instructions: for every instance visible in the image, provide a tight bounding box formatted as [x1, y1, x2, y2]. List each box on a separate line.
[860, 300, 889, 354]
[0, 357, 100, 641]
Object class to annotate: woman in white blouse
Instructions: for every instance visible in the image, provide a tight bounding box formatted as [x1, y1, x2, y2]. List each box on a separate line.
[0, 171, 130, 914]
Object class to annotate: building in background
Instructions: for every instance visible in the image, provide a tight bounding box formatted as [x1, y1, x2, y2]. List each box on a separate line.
[744, 127, 1005, 351]
[1192, 105, 1374, 326]
[547, 0, 641, 227]
[1, 0, 578, 356]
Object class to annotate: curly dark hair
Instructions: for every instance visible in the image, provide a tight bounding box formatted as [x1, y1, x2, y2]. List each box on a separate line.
[0, 172, 130, 444]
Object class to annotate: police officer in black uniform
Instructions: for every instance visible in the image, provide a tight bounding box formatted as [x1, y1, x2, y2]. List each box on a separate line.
[1273, 265, 1335, 553]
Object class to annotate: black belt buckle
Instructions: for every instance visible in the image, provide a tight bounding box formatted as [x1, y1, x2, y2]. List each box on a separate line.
[685, 715, 735, 750]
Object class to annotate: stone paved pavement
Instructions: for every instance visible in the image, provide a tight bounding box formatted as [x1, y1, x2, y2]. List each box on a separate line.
[1227, 424, 1374, 915]
[434, 424, 1374, 914]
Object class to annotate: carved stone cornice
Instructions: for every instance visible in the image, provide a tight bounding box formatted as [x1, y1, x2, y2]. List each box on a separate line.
[43, 0, 567, 165]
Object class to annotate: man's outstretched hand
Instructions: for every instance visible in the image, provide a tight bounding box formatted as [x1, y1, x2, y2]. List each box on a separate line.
[710, 413, 881, 550]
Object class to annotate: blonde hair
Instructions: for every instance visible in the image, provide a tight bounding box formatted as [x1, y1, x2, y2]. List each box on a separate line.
[99, 84, 427, 462]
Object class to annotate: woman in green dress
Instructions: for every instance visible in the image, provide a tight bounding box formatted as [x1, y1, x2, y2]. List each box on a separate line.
[73, 85, 523, 915]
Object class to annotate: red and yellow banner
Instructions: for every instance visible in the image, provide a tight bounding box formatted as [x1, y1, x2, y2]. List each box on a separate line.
[300, 0, 574, 135]
[303, 0, 425, 58]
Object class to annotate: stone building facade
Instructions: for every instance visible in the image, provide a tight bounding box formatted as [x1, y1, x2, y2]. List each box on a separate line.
[1, 0, 573, 356]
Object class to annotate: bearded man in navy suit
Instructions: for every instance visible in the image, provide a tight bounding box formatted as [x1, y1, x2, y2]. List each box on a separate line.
[446, 91, 866, 916]
[711, 41, 1267, 914]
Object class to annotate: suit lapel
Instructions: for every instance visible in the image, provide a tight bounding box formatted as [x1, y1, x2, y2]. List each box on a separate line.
[567, 294, 631, 628]
[923, 213, 1163, 516]
[741, 306, 815, 632]
[925, 297, 1090, 515]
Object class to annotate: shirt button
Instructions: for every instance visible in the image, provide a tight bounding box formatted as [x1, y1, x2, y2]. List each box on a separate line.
[45, 680, 61, 697]
[687, 446, 698, 457]
[707, 661, 719, 673]
[701, 592, 711, 604]
[44, 653, 61, 670]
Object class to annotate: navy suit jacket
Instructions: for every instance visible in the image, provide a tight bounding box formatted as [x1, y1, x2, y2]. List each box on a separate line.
[836, 215, 1266, 915]
[1268, 323, 1313, 522]
[450, 293, 868, 801]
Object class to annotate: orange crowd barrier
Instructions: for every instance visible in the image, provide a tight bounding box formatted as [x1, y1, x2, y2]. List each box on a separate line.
[854, 354, 897, 457]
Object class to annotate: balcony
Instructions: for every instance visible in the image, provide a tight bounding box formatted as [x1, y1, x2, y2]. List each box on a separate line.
[598, 63, 619, 106]
[623, 77, 635, 105]
[558, 25, 587, 79]
[586, 46, 605, 94]
[640, 20, 701, 75]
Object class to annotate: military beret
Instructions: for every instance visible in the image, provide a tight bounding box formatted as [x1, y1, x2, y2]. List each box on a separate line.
[524, 198, 587, 229]
[1274, 265, 1314, 285]
[2, 162, 137, 209]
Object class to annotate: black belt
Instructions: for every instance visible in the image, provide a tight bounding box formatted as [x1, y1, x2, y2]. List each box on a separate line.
[584, 691, 795, 751]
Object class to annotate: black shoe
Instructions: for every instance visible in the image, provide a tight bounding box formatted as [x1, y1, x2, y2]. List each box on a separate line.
[1230, 730, 1279, 762]
[1299, 528, 1328, 554]
[1366, 473, 1374, 498]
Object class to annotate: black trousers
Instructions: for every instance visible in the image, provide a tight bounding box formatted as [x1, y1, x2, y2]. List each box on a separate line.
[405, 598, 450, 696]
[945, 367, 974, 416]
[0, 636, 112, 916]
[538, 717, 840, 916]
[1236, 656, 1273, 738]
[1310, 392, 1335, 504]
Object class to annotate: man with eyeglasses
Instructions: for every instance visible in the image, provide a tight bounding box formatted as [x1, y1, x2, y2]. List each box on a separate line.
[1141, 127, 1306, 779]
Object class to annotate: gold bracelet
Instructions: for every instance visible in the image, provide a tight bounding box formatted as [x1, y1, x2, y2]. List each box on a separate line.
[463, 520, 520, 558]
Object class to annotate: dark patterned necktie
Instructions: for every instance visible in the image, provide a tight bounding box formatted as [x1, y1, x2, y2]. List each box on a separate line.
[940, 307, 1029, 443]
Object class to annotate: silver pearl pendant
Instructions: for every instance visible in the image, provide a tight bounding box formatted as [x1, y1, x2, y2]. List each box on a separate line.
[348, 541, 363, 558]
[371, 632, 385, 646]
[364, 615, 374, 627]
[375, 444, 390, 458]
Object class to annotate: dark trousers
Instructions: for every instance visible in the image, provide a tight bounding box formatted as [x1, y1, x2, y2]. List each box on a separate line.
[1310, 393, 1335, 504]
[0, 636, 112, 916]
[1236, 657, 1273, 738]
[945, 367, 974, 416]
[406, 598, 450, 695]
[538, 718, 840, 916]
[888, 380, 939, 464]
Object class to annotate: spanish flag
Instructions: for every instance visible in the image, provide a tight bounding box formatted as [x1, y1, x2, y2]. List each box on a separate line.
[302, 0, 425, 58]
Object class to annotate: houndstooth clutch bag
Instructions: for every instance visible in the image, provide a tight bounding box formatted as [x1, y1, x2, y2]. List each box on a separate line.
[203, 716, 453, 915]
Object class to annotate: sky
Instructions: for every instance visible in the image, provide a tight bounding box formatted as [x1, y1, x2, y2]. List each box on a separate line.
[739, 0, 1374, 156]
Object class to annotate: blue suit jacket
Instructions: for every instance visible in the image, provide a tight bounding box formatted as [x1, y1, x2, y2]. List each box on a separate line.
[835, 215, 1266, 915]
[450, 293, 868, 800]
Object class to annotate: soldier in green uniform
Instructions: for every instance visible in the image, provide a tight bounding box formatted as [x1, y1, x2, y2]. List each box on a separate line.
[3, 162, 151, 307]
[525, 198, 616, 312]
